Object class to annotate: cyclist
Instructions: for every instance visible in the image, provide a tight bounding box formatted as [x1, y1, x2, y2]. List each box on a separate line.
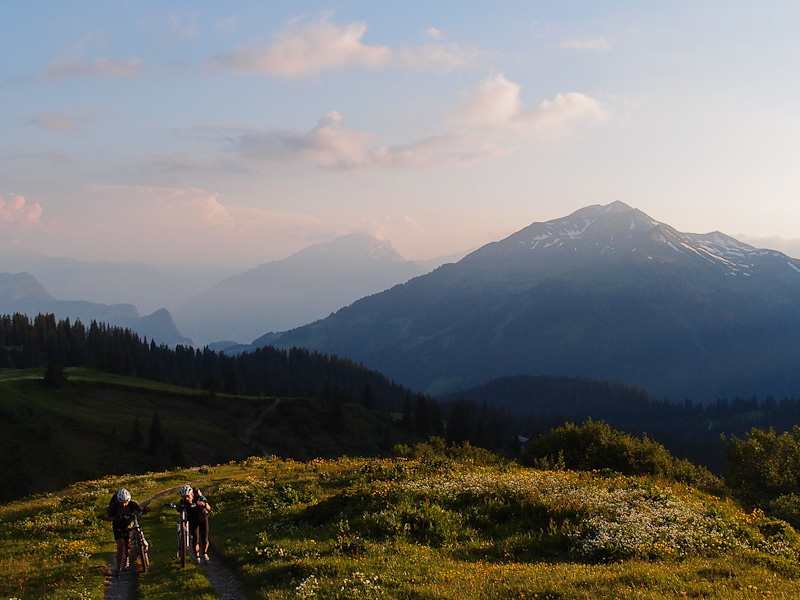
[176, 484, 212, 564]
[104, 488, 151, 576]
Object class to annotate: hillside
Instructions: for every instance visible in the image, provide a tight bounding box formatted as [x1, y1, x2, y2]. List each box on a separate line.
[2, 443, 800, 599]
[267, 202, 800, 401]
[0, 370, 413, 503]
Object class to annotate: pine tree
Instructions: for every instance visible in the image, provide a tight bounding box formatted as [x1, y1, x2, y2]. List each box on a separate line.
[147, 411, 166, 455]
[42, 358, 67, 388]
[129, 417, 144, 450]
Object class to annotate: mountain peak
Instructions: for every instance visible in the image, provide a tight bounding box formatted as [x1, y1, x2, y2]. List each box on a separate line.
[0, 272, 54, 302]
[291, 233, 406, 264]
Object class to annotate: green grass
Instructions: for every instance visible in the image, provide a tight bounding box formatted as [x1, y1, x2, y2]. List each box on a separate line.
[3, 449, 800, 598]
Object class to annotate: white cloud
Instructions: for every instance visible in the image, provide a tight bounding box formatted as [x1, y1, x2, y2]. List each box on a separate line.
[425, 28, 443, 40]
[555, 37, 612, 52]
[206, 17, 479, 77]
[0, 194, 44, 227]
[42, 57, 143, 80]
[456, 73, 611, 137]
[217, 74, 609, 171]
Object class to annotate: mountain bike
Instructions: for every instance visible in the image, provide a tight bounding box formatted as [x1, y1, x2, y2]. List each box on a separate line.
[128, 510, 150, 573]
[164, 502, 192, 567]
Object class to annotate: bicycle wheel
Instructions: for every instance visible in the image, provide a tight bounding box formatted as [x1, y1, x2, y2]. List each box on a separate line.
[137, 530, 149, 573]
[179, 522, 187, 568]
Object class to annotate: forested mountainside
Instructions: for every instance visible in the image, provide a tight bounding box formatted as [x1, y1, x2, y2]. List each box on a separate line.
[0, 312, 416, 412]
[268, 202, 800, 402]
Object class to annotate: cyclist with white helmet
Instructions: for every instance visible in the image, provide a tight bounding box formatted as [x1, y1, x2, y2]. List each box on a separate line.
[176, 483, 212, 564]
[104, 488, 151, 576]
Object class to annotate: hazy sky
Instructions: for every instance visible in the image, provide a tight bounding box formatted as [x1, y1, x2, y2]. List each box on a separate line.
[3, 1, 800, 268]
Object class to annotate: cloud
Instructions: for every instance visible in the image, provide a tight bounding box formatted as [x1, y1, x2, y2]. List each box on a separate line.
[207, 20, 391, 77]
[555, 37, 612, 52]
[0, 194, 44, 228]
[425, 28, 443, 40]
[77, 185, 328, 265]
[214, 74, 610, 171]
[227, 113, 493, 170]
[206, 17, 479, 77]
[26, 108, 107, 132]
[130, 186, 236, 230]
[41, 57, 143, 80]
[456, 73, 611, 137]
[236, 111, 373, 168]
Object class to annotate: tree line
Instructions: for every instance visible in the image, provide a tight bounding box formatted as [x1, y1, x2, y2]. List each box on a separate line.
[0, 312, 430, 414]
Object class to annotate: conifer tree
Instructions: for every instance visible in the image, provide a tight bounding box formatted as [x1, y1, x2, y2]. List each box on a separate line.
[147, 411, 166, 455]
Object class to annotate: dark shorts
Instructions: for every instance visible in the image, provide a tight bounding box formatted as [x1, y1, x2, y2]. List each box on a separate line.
[112, 526, 132, 541]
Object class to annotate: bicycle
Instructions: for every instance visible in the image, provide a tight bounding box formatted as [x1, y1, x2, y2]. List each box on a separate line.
[163, 502, 192, 567]
[126, 510, 150, 573]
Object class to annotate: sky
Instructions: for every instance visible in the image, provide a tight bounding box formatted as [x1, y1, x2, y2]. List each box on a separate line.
[2, 1, 800, 268]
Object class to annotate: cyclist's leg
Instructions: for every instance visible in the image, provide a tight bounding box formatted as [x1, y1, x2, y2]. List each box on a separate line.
[122, 529, 132, 569]
[200, 520, 210, 562]
[189, 521, 200, 560]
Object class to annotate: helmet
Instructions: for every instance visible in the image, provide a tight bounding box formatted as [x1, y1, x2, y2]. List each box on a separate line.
[179, 484, 193, 497]
[117, 488, 131, 503]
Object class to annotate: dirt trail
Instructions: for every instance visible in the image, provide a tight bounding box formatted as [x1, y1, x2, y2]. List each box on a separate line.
[102, 485, 246, 600]
[198, 552, 245, 599]
[241, 397, 282, 444]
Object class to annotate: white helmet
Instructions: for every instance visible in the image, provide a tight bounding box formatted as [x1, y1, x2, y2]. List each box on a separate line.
[117, 488, 131, 503]
[179, 484, 193, 497]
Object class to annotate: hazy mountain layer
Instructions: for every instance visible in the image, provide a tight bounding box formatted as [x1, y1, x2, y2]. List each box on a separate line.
[268, 202, 800, 401]
[0, 248, 236, 314]
[174, 233, 426, 346]
[0, 272, 191, 346]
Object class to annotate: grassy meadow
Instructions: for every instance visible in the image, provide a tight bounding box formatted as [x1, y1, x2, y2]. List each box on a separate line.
[2, 442, 800, 599]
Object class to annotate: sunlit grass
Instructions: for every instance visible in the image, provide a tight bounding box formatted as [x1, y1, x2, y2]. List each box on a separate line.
[2, 453, 800, 598]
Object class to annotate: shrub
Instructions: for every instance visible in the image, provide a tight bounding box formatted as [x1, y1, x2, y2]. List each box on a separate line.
[521, 420, 720, 490]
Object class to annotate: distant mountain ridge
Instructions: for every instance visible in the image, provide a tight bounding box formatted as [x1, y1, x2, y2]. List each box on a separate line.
[174, 233, 426, 346]
[0, 248, 236, 314]
[0, 272, 191, 346]
[266, 202, 800, 402]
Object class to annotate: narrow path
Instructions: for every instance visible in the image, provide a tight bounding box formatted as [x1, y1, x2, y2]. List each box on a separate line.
[103, 485, 247, 600]
[103, 486, 179, 600]
[198, 551, 245, 600]
[241, 397, 282, 444]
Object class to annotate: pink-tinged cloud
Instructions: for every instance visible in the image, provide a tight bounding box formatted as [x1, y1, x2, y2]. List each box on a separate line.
[208, 20, 392, 77]
[27, 108, 106, 132]
[224, 76, 610, 171]
[237, 111, 372, 168]
[42, 57, 142, 80]
[0, 194, 43, 227]
[206, 18, 479, 77]
[457, 74, 610, 136]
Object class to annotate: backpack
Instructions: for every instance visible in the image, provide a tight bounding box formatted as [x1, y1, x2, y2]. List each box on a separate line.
[107, 494, 119, 517]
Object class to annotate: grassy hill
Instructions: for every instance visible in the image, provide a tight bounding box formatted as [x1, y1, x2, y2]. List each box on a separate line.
[2, 442, 800, 599]
[0, 368, 406, 502]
